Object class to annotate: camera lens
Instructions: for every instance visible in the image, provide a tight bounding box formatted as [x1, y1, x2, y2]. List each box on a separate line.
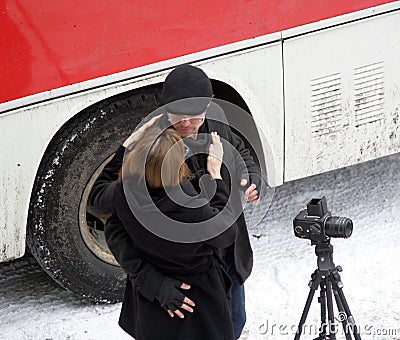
[325, 216, 353, 238]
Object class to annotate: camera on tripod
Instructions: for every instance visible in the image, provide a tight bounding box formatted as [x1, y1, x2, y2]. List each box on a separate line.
[292, 197, 361, 340]
[293, 196, 353, 243]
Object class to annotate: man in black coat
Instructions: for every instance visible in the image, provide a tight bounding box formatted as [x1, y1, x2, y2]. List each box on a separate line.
[89, 64, 263, 339]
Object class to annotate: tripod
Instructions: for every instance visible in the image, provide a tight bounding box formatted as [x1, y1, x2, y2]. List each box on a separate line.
[294, 240, 362, 340]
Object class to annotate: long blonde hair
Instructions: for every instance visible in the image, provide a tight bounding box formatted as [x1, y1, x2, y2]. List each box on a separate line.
[122, 127, 192, 188]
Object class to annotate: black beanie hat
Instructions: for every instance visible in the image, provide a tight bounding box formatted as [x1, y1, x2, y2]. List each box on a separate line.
[161, 64, 213, 116]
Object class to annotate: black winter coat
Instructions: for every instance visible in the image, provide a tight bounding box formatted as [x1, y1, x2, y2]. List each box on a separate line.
[102, 173, 236, 339]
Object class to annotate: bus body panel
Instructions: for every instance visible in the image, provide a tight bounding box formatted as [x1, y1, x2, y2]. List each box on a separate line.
[284, 10, 400, 181]
[0, 0, 396, 104]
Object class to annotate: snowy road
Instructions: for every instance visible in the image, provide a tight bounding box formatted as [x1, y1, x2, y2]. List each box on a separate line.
[1, 153, 400, 340]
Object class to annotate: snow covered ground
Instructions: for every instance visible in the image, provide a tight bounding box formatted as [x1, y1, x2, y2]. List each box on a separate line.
[1, 153, 400, 340]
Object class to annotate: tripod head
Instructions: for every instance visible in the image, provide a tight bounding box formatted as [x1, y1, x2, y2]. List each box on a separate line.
[314, 240, 336, 275]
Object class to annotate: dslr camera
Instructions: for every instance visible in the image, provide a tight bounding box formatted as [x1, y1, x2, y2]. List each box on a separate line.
[293, 196, 353, 243]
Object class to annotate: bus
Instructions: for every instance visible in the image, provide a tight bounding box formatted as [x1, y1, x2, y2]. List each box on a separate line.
[1, 0, 399, 302]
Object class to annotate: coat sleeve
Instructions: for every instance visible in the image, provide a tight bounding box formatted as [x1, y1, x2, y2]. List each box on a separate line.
[230, 131, 266, 191]
[230, 131, 260, 178]
[200, 179, 237, 249]
[89, 145, 165, 302]
[88, 145, 126, 213]
[105, 215, 164, 302]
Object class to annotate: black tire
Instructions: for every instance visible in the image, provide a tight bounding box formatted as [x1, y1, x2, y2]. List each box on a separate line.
[27, 86, 161, 302]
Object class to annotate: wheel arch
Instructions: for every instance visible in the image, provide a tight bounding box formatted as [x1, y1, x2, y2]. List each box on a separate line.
[211, 79, 267, 174]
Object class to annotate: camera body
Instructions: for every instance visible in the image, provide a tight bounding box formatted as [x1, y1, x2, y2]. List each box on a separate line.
[293, 196, 353, 243]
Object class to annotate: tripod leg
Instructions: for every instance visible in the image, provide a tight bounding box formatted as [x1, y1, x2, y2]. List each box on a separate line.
[333, 289, 352, 340]
[325, 277, 337, 340]
[316, 280, 327, 339]
[330, 271, 362, 340]
[294, 270, 322, 340]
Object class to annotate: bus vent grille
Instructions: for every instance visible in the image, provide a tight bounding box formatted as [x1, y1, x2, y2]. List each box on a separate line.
[310, 73, 342, 137]
[354, 62, 384, 127]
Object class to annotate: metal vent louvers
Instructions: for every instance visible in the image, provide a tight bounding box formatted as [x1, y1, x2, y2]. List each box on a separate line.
[354, 62, 384, 127]
[310, 73, 342, 137]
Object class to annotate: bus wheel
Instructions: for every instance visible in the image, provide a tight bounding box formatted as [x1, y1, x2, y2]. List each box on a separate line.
[26, 87, 161, 302]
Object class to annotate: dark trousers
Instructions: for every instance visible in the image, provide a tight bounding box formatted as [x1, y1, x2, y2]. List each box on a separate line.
[225, 263, 246, 339]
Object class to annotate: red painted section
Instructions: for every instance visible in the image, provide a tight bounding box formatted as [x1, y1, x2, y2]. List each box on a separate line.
[0, 0, 396, 103]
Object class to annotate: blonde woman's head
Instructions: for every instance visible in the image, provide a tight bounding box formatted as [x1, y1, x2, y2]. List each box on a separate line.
[123, 127, 192, 188]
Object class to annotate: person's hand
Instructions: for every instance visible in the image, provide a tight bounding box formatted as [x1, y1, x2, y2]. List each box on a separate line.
[155, 277, 196, 319]
[207, 132, 223, 180]
[240, 173, 261, 203]
[122, 114, 162, 147]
